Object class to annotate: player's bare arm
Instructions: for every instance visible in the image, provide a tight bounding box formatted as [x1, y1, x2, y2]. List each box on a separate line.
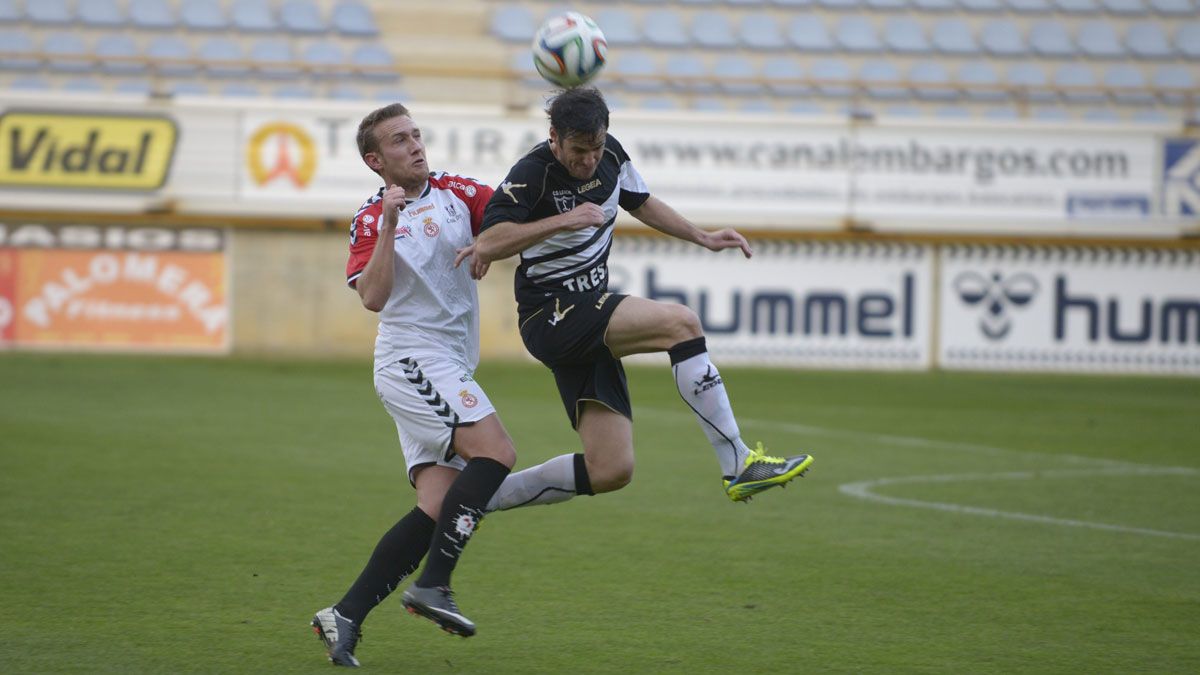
[629, 195, 753, 259]
[475, 202, 606, 263]
[452, 243, 490, 281]
[356, 184, 404, 311]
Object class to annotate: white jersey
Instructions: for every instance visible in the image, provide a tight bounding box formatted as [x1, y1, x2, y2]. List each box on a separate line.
[346, 172, 494, 370]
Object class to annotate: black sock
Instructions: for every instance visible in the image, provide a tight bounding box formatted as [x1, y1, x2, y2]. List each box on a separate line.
[335, 506, 435, 625]
[573, 452, 594, 496]
[415, 457, 511, 589]
[668, 336, 707, 365]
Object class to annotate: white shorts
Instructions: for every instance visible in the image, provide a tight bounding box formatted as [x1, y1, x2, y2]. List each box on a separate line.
[374, 355, 496, 486]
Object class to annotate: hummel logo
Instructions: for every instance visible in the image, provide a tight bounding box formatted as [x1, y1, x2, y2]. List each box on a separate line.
[693, 365, 722, 395]
[500, 181, 526, 203]
[953, 271, 1039, 341]
[548, 298, 575, 326]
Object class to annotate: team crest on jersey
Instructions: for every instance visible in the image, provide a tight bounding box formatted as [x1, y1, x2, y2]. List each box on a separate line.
[459, 389, 478, 408]
[444, 202, 463, 223]
[423, 217, 440, 237]
[552, 189, 576, 213]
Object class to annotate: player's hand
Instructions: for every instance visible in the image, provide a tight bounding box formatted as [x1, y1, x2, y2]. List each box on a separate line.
[380, 184, 406, 229]
[454, 243, 490, 280]
[563, 202, 606, 231]
[702, 228, 753, 259]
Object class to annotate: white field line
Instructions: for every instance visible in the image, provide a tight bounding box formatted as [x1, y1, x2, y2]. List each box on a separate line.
[636, 405, 1200, 541]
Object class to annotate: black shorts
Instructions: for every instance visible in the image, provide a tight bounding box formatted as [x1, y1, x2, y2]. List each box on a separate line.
[518, 291, 631, 429]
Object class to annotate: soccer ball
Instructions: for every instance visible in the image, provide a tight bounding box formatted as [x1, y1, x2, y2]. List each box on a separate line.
[531, 12, 607, 89]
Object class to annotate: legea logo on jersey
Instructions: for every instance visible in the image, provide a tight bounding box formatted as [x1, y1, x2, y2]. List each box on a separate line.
[246, 122, 316, 189]
[0, 111, 177, 190]
[1162, 139, 1200, 216]
[953, 271, 1039, 340]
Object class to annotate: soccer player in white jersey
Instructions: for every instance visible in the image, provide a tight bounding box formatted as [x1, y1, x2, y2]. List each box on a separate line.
[474, 88, 813, 512]
[310, 103, 561, 667]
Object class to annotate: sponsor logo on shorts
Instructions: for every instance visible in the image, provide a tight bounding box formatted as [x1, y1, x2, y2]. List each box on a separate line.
[595, 292, 612, 310]
[548, 297, 575, 326]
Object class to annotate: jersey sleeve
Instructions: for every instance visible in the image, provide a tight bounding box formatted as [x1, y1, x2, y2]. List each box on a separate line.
[608, 134, 651, 212]
[481, 158, 544, 232]
[464, 181, 495, 236]
[346, 199, 383, 288]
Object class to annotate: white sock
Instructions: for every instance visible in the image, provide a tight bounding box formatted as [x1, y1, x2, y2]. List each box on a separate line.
[671, 347, 751, 478]
[486, 453, 578, 512]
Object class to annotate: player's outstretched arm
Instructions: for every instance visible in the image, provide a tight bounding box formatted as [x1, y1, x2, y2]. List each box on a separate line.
[475, 203, 606, 263]
[629, 196, 753, 259]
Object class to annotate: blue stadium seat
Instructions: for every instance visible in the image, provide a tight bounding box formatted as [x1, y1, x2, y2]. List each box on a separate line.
[130, 0, 177, 29]
[911, 0, 956, 9]
[665, 54, 714, 92]
[692, 97, 727, 112]
[817, 0, 863, 8]
[859, 60, 906, 99]
[679, 0, 718, 5]
[789, 101, 829, 116]
[691, 12, 738, 48]
[273, 84, 315, 99]
[771, 0, 817, 8]
[1030, 21, 1076, 57]
[148, 36, 197, 76]
[351, 44, 396, 81]
[981, 20, 1028, 57]
[739, 100, 775, 114]
[0, 0, 18, 23]
[762, 56, 809, 95]
[727, 0, 769, 5]
[958, 0, 1005, 11]
[27, 0, 71, 24]
[984, 106, 1020, 119]
[1148, 0, 1194, 14]
[200, 37, 249, 77]
[95, 35, 145, 75]
[740, 13, 787, 50]
[884, 17, 931, 54]
[788, 16, 834, 51]
[810, 58, 854, 97]
[1032, 107, 1071, 120]
[44, 33, 92, 73]
[932, 19, 980, 55]
[79, 0, 125, 27]
[1006, 0, 1052, 11]
[1153, 64, 1193, 103]
[1104, 64, 1154, 103]
[640, 97, 680, 112]
[1077, 21, 1126, 58]
[330, 85, 364, 101]
[910, 61, 957, 100]
[1131, 109, 1171, 122]
[63, 77, 106, 93]
[958, 61, 1006, 100]
[114, 79, 153, 95]
[169, 82, 210, 96]
[280, 0, 327, 34]
[882, 105, 921, 117]
[643, 10, 691, 48]
[610, 51, 660, 92]
[221, 82, 263, 97]
[491, 6, 536, 43]
[181, 0, 228, 30]
[0, 29, 37, 70]
[596, 9, 640, 46]
[9, 76, 51, 90]
[251, 38, 299, 79]
[1083, 107, 1121, 121]
[303, 41, 347, 79]
[835, 17, 883, 53]
[936, 106, 972, 118]
[509, 50, 542, 89]
[1053, 0, 1100, 11]
[332, 1, 377, 37]
[1055, 63, 1106, 102]
[232, 0, 277, 32]
[712, 54, 762, 94]
[1006, 62, 1058, 101]
[1100, 0, 1149, 14]
[1125, 22, 1173, 59]
[1176, 22, 1200, 58]
[866, 0, 908, 9]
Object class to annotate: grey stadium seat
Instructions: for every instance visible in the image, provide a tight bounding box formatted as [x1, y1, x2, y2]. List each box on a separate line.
[27, 0, 71, 24]
[909, 61, 958, 100]
[1053, 0, 1100, 11]
[1176, 22, 1200, 58]
[1077, 21, 1125, 58]
[0, 0, 19, 22]
[221, 82, 263, 98]
[147, 36, 197, 77]
[911, 0, 956, 9]
[640, 97, 680, 111]
[114, 80, 153, 95]
[200, 38, 249, 77]
[1006, 62, 1058, 101]
[609, 51, 661, 92]
[273, 84, 315, 99]
[596, 9, 641, 46]
[712, 55, 762, 94]
[1100, 0, 1148, 14]
[79, 0, 125, 27]
[643, 10, 691, 48]
[932, 19, 980, 55]
[0, 29, 38, 70]
[332, 1, 377, 37]
[1148, 0, 1194, 14]
[762, 56, 809, 96]
[958, 0, 1005, 12]
[1055, 63, 1106, 102]
[43, 33, 92, 73]
[1030, 20, 1076, 57]
[958, 61, 1006, 100]
[251, 38, 299, 79]
[884, 17, 931, 54]
[130, 0, 177, 29]
[665, 54, 715, 92]
[788, 16, 834, 51]
[817, 0, 863, 9]
[181, 0, 228, 30]
[95, 35, 145, 75]
[280, 0, 327, 34]
[1006, 0, 1052, 11]
[1125, 22, 1173, 59]
[303, 41, 347, 79]
[859, 60, 906, 99]
[866, 0, 908, 9]
[352, 44, 397, 82]
[740, 13, 787, 50]
[980, 20, 1028, 57]
[810, 58, 854, 97]
[491, 6, 536, 43]
[691, 12, 738, 48]
[1104, 64, 1155, 104]
[1083, 108, 1121, 121]
[1153, 65, 1194, 103]
[692, 98, 727, 112]
[232, 0, 278, 32]
[835, 16, 883, 53]
[63, 78, 106, 93]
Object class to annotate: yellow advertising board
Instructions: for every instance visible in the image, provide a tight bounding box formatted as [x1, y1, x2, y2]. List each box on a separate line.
[0, 111, 177, 190]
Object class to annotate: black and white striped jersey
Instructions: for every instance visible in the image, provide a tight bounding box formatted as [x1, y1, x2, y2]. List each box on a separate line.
[481, 133, 650, 309]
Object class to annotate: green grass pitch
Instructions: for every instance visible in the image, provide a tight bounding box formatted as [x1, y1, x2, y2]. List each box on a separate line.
[1, 353, 1198, 673]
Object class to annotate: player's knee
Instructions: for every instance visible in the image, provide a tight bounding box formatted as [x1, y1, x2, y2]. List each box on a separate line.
[668, 304, 703, 343]
[591, 459, 634, 493]
[417, 496, 443, 520]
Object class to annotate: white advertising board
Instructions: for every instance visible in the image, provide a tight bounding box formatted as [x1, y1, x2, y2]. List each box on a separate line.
[939, 245, 1200, 374]
[608, 239, 933, 369]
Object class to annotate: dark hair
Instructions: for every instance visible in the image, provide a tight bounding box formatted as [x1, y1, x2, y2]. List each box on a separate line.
[547, 88, 609, 140]
[356, 102, 410, 158]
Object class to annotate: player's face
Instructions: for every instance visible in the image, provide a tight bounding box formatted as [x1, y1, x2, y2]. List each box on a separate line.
[366, 115, 427, 187]
[550, 128, 606, 181]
